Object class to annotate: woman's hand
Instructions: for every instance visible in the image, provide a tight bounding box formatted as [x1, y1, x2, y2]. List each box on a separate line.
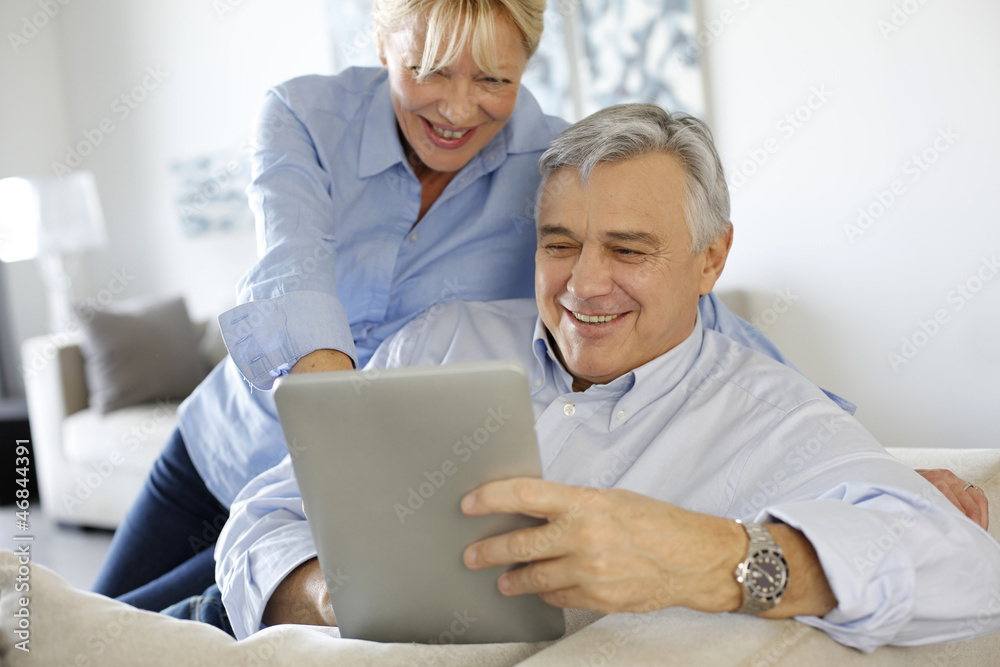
[916, 469, 989, 530]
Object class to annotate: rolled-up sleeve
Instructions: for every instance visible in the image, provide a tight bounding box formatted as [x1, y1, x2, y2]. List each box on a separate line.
[731, 401, 1000, 651]
[215, 455, 319, 640]
[766, 488, 1000, 652]
[219, 88, 358, 389]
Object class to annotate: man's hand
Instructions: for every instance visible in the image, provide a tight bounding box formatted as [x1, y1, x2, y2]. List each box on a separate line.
[462, 479, 742, 614]
[262, 557, 337, 628]
[291, 349, 354, 374]
[916, 469, 989, 530]
[461, 478, 836, 618]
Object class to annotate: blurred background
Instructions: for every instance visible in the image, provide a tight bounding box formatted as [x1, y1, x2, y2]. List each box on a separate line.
[0, 0, 997, 543]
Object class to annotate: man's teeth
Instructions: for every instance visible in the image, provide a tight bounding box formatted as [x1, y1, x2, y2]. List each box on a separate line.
[429, 122, 471, 140]
[573, 312, 622, 324]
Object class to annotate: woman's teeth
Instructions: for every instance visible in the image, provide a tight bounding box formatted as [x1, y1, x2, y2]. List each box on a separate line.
[429, 122, 471, 139]
[573, 312, 622, 324]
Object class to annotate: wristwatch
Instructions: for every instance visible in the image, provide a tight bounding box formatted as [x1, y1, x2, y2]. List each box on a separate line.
[733, 520, 789, 615]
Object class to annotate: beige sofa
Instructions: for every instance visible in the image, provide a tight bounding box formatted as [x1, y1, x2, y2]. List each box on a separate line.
[2, 446, 998, 666]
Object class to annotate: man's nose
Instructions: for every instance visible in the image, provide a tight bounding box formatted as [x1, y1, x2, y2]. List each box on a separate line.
[566, 247, 614, 299]
[438, 78, 478, 127]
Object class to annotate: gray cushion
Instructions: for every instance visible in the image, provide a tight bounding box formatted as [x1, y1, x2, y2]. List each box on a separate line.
[74, 296, 207, 414]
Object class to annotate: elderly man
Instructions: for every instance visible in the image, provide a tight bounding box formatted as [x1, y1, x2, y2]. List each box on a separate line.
[216, 104, 1000, 651]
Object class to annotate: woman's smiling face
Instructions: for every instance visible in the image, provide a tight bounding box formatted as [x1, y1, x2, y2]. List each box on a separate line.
[380, 15, 528, 174]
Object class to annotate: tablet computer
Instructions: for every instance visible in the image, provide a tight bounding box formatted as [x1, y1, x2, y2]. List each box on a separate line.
[274, 360, 566, 644]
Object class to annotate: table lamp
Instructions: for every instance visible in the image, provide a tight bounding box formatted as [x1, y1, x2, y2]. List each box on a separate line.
[0, 170, 108, 332]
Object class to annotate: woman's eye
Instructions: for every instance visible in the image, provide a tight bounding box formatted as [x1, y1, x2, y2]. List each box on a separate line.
[410, 66, 440, 79]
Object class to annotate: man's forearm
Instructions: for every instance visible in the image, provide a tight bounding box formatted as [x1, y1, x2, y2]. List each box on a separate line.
[641, 515, 837, 618]
[757, 524, 838, 618]
[261, 558, 338, 628]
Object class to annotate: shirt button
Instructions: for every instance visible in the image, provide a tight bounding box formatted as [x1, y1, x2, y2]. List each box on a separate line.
[563, 403, 575, 417]
[616, 410, 625, 421]
[410, 233, 418, 242]
[534, 378, 543, 388]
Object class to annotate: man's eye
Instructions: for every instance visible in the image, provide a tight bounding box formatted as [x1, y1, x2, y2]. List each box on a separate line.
[615, 248, 642, 256]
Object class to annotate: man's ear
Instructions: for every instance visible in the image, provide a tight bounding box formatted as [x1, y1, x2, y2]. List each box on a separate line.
[697, 224, 733, 296]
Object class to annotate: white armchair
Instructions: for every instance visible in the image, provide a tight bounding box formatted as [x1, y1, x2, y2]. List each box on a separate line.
[21, 322, 226, 529]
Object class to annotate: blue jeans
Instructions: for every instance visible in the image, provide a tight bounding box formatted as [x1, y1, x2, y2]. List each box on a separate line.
[161, 583, 235, 637]
[91, 428, 230, 613]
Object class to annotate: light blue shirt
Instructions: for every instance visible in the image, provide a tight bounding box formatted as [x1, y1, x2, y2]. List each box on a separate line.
[178, 67, 850, 507]
[178, 67, 565, 505]
[216, 299, 1000, 650]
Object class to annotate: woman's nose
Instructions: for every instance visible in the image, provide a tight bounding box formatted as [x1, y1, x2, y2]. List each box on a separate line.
[437, 79, 478, 127]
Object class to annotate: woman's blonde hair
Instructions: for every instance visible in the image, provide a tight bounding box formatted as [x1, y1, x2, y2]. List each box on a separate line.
[374, 0, 545, 80]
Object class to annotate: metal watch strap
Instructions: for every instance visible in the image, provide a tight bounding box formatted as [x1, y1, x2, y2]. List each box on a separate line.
[733, 521, 788, 615]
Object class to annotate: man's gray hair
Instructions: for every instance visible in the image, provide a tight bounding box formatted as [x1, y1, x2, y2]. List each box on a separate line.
[537, 103, 732, 253]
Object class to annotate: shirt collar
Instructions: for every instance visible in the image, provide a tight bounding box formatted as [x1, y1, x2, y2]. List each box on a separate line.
[530, 309, 706, 429]
[358, 71, 407, 179]
[611, 310, 705, 430]
[358, 74, 553, 179]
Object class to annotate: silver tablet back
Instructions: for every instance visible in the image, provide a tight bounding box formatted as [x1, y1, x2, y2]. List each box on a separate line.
[275, 360, 566, 644]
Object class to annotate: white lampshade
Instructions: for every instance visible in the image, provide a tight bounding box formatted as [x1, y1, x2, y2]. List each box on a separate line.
[0, 170, 107, 263]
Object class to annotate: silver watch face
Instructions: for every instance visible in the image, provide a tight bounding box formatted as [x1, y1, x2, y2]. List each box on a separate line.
[747, 548, 788, 601]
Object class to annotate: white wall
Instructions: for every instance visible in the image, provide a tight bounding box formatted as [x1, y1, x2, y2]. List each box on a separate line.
[701, 0, 1000, 447]
[3, 0, 334, 332]
[5, 1, 997, 449]
[0, 0, 74, 367]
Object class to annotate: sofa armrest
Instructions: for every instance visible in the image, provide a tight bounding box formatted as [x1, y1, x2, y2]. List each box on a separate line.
[21, 334, 89, 512]
[22, 333, 89, 420]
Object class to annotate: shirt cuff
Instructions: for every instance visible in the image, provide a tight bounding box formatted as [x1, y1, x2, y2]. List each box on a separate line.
[222, 520, 319, 640]
[761, 499, 915, 652]
[219, 290, 358, 389]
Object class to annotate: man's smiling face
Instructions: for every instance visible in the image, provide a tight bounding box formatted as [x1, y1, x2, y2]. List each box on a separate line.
[534, 153, 729, 391]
